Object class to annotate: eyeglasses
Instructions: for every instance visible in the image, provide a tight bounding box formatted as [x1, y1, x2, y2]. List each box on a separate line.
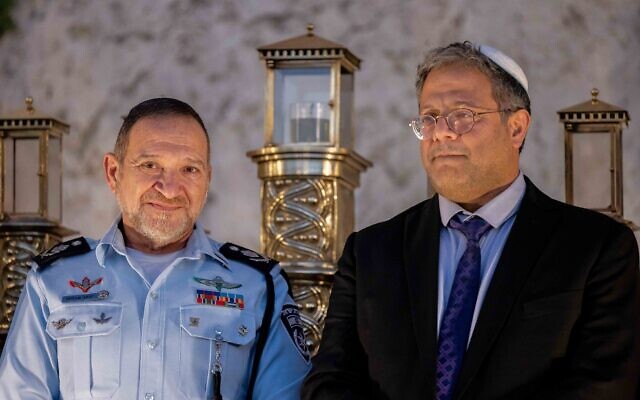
[409, 108, 513, 140]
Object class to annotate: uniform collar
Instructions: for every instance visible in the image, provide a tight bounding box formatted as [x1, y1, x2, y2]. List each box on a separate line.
[438, 171, 526, 228]
[95, 217, 229, 269]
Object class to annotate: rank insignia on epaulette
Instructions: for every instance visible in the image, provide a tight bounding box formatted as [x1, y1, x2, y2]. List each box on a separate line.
[219, 243, 278, 270]
[33, 237, 91, 268]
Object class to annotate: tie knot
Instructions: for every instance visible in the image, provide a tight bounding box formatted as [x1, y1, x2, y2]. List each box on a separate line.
[448, 215, 492, 242]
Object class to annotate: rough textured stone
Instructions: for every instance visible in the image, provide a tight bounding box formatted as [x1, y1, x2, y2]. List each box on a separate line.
[1, 0, 638, 247]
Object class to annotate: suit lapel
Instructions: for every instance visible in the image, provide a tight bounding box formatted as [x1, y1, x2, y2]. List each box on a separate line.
[454, 180, 561, 399]
[403, 196, 441, 391]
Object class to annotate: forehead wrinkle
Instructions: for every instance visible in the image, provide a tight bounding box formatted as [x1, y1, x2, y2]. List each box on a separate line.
[130, 152, 208, 167]
[420, 100, 485, 114]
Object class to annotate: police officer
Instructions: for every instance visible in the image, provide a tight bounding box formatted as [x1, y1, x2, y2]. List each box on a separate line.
[0, 98, 311, 399]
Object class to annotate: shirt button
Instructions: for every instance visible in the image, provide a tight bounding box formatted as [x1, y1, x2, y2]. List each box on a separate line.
[144, 393, 155, 400]
[147, 340, 157, 350]
[150, 291, 158, 300]
[77, 322, 86, 332]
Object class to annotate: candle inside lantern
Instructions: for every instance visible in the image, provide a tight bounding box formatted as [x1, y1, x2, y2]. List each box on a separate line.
[290, 102, 330, 143]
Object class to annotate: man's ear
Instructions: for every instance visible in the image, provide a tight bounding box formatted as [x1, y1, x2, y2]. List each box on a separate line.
[104, 153, 120, 193]
[508, 109, 530, 150]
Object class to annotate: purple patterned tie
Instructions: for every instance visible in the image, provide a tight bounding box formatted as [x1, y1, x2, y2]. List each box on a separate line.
[435, 215, 492, 400]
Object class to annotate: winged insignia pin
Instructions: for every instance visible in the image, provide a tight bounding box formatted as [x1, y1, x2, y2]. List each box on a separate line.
[93, 312, 112, 324]
[193, 276, 242, 291]
[69, 276, 103, 293]
[52, 318, 73, 330]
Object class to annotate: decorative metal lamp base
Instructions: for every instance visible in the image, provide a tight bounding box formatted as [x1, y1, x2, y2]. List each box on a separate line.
[249, 146, 370, 354]
[0, 221, 75, 352]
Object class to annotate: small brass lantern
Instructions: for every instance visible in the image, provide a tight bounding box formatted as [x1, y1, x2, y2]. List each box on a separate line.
[248, 25, 371, 354]
[0, 98, 75, 349]
[558, 89, 637, 229]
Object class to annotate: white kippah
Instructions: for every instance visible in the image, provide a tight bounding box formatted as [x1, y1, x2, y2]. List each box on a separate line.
[478, 44, 528, 94]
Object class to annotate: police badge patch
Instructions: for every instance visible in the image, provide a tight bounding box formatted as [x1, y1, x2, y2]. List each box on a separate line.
[280, 304, 310, 363]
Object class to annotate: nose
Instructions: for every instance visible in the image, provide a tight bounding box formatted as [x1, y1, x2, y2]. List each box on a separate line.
[153, 170, 183, 199]
[431, 116, 458, 142]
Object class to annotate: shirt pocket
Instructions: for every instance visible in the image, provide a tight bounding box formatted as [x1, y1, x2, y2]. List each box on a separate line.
[178, 304, 256, 400]
[46, 302, 123, 400]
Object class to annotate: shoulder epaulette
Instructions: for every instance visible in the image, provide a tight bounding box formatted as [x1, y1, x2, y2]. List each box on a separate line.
[219, 242, 278, 272]
[220, 242, 278, 399]
[32, 237, 91, 269]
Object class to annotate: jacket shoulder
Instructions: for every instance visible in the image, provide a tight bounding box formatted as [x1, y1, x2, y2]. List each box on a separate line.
[356, 198, 433, 238]
[524, 177, 634, 238]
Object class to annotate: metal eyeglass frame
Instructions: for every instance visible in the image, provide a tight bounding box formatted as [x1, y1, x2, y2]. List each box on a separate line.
[409, 108, 514, 140]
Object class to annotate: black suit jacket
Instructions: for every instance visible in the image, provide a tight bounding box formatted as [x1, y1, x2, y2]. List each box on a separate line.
[303, 179, 640, 399]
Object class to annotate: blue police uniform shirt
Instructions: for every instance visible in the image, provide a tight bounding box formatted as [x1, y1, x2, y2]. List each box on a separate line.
[0, 219, 311, 399]
[437, 172, 526, 343]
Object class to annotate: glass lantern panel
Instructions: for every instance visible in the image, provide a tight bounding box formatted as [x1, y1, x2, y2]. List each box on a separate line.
[274, 67, 331, 145]
[3, 136, 15, 214]
[572, 132, 611, 210]
[47, 135, 62, 221]
[339, 68, 354, 148]
[14, 137, 41, 214]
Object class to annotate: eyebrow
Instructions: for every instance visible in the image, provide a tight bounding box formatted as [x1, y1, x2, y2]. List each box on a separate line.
[131, 154, 208, 167]
[420, 100, 484, 113]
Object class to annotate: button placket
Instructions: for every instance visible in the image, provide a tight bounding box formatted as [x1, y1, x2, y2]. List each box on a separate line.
[140, 285, 165, 400]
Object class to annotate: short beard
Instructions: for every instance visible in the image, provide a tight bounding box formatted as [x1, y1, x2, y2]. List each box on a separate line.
[116, 189, 196, 250]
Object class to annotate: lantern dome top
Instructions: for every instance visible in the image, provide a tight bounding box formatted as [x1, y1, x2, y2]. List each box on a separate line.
[0, 97, 69, 131]
[558, 88, 629, 125]
[257, 24, 361, 69]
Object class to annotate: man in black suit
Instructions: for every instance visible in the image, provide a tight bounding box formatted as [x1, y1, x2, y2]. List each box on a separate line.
[302, 42, 640, 399]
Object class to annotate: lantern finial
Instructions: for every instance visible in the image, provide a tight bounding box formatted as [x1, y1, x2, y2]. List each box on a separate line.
[25, 97, 34, 114]
[306, 23, 315, 36]
[591, 88, 599, 104]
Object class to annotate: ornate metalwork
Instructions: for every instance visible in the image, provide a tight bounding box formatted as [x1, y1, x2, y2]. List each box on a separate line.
[262, 177, 337, 355]
[290, 277, 332, 355]
[265, 178, 333, 262]
[0, 232, 52, 332]
[250, 147, 370, 355]
[0, 98, 76, 351]
[251, 28, 370, 356]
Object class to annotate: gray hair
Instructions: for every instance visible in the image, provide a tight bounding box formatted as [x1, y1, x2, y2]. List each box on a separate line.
[115, 97, 210, 162]
[415, 42, 531, 115]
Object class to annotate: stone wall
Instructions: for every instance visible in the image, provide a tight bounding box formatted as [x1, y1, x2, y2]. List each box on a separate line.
[1, 0, 638, 248]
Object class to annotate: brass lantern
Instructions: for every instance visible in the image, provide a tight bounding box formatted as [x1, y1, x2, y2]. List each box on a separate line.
[0, 97, 76, 349]
[248, 25, 371, 354]
[558, 89, 637, 230]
